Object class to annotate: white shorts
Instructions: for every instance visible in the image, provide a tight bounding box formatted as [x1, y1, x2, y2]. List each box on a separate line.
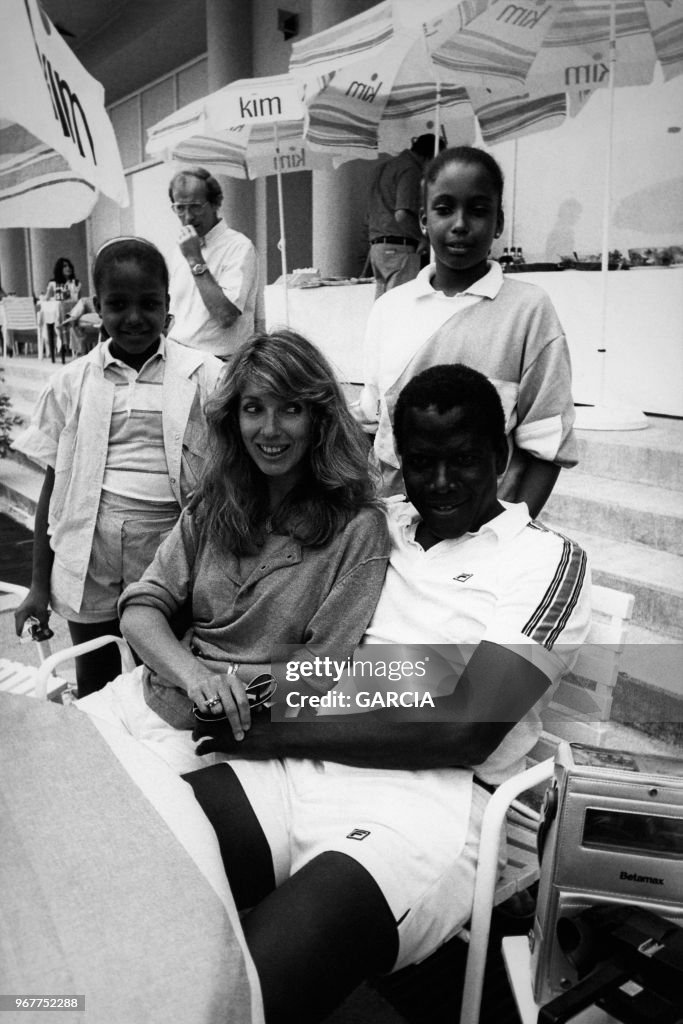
[79, 673, 502, 971]
[228, 757, 498, 972]
[76, 668, 225, 775]
[51, 491, 180, 623]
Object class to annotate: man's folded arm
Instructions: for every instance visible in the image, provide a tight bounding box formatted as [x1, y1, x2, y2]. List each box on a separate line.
[195, 641, 552, 770]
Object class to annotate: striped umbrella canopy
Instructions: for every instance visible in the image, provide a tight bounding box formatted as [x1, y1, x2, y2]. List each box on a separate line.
[430, 0, 683, 98]
[146, 79, 340, 180]
[290, 0, 569, 158]
[147, 73, 347, 322]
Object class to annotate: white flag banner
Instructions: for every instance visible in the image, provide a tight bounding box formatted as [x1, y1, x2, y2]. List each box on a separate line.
[0, 0, 128, 226]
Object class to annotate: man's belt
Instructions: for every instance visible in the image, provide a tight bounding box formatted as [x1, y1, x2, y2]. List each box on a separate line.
[370, 236, 418, 248]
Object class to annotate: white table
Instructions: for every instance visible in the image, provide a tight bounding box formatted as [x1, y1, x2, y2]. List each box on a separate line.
[513, 268, 683, 417]
[501, 935, 616, 1024]
[265, 269, 683, 416]
[0, 692, 264, 1024]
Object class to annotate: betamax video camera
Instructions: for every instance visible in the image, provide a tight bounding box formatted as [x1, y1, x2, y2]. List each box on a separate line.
[530, 741, 683, 1008]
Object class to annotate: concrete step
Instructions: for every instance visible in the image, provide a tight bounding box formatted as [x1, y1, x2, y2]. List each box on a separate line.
[546, 470, 683, 555]
[0, 456, 41, 527]
[5, 392, 33, 427]
[612, 634, 683, 750]
[616, 622, 682, 722]
[575, 416, 683, 491]
[1, 357, 61, 428]
[539, 518, 683, 640]
[1, 356, 68, 401]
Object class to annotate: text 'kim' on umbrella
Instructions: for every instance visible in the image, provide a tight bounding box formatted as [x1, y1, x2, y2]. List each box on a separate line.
[0, 0, 128, 228]
[146, 73, 347, 324]
[289, 0, 480, 159]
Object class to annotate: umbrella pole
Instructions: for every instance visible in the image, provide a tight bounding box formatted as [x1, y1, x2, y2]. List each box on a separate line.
[573, 0, 647, 431]
[509, 138, 518, 249]
[596, 0, 618, 406]
[427, 81, 441, 264]
[274, 123, 290, 325]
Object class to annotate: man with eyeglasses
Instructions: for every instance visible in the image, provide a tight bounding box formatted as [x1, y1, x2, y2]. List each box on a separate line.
[167, 167, 262, 359]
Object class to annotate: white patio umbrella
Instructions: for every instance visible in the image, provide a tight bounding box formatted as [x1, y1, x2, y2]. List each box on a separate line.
[0, 0, 128, 227]
[146, 73, 344, 324]
[292, 0, 683, 429]
[426, 0, 683, 429]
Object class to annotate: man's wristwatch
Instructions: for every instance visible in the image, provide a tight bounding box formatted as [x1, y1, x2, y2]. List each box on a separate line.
[190, 262, 208, 276]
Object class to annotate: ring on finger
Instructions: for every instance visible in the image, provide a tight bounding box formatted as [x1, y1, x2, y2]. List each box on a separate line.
[204, 694, 222, 709]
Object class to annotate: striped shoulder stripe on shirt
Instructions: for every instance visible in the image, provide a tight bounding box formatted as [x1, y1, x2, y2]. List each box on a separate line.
[521, 522, 587, 649]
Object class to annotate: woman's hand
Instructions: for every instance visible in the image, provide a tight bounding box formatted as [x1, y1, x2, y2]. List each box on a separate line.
[187, 661, 252, 742]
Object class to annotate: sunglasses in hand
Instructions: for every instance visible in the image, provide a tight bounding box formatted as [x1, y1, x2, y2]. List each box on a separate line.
[192, 673, 278, 723]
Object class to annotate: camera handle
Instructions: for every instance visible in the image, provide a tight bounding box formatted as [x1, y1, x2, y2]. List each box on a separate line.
[538, 959, 629, 1024]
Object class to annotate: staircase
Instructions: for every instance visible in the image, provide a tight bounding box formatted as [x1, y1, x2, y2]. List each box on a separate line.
[539, 420, 683, 746]
[1, 356, 681, 745]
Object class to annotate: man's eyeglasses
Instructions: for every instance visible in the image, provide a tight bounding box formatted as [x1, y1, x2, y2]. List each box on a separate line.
[171, 201, 209, 217]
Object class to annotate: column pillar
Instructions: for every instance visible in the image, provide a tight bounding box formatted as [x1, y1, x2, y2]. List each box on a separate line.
[205, 0, 255, 240]
[0, 230, 30, 295]
[311, 0, 373, 277]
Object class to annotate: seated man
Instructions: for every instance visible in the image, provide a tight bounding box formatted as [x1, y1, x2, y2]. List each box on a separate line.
[185, 362, 591, 1024]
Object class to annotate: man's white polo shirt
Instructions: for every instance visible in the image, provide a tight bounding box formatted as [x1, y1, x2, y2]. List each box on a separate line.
[168, 219, 260, 358]
[360, 497, 591, 781]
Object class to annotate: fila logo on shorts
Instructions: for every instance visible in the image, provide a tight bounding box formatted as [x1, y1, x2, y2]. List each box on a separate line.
[347, 829, 371, 841]
[453, 573, 473, 582]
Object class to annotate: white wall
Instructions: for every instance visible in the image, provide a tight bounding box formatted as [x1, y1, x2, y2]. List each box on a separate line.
[489, 71, 683, 263]
[130, 165, 181, 264]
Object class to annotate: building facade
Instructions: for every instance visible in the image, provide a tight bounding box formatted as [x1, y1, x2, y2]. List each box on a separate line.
[1, 0, 681, 302]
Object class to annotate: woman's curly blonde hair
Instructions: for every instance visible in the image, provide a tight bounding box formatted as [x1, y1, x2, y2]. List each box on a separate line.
[197, 329, 380, 553]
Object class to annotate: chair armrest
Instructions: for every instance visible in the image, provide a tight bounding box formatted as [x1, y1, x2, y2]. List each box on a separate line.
[0, 582, 29, 613]
[34, 636, 136, 700]
[459, 758, 555, 1024]
[0, 582, 29, 598]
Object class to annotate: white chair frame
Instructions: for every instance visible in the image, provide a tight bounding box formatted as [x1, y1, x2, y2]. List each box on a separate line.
[1, 297, 40, 358]
[458, 584, 635, 1024]
[0, 583, 135, 700]
[33, 634, 136, 700]
[0, 582, 61, 698]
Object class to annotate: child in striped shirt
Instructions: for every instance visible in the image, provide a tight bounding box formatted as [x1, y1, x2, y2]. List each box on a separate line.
[13, 237, 222, 694]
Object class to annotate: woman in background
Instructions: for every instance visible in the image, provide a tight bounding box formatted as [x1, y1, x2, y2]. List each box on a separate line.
[44, 257, 81, 361]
